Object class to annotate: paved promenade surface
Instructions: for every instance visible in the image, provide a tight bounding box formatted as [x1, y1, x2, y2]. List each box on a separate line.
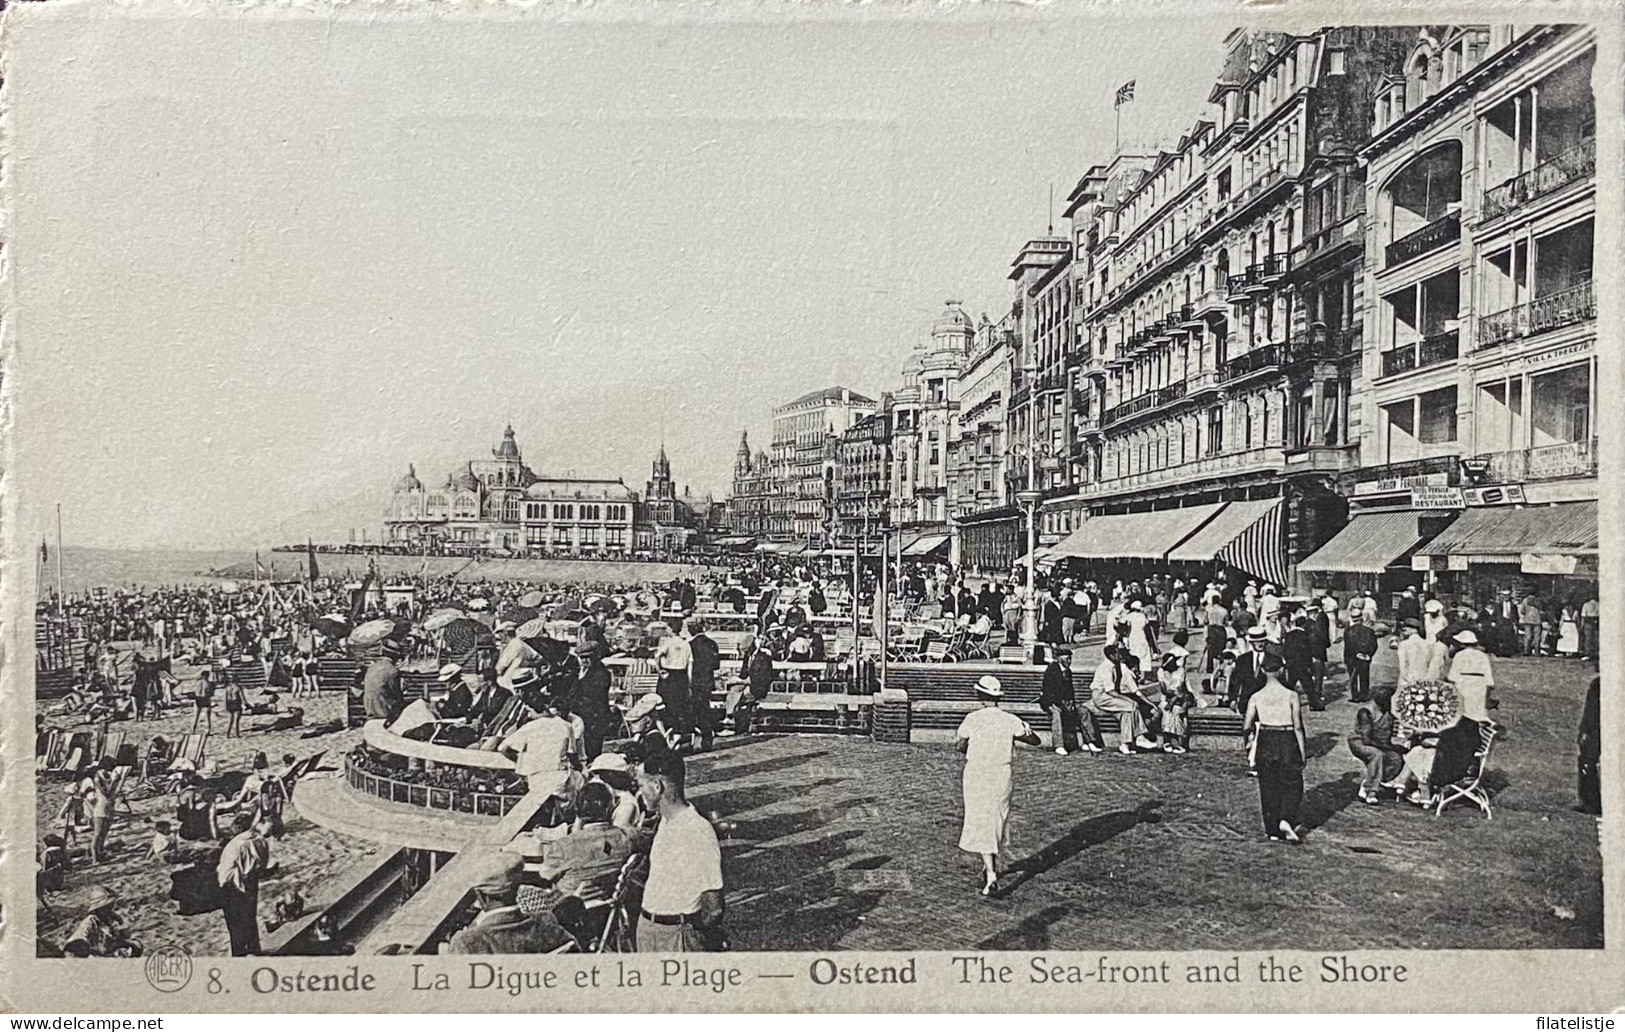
[693, 646, 1602, 951]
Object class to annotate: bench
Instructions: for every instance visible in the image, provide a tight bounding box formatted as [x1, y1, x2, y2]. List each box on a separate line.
[753, 692, 873, 735]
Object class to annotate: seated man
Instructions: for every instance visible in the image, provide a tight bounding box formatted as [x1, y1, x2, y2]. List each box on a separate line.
[445, 852, 572, 955]
[64, 885, 141, 958]
[534, 783, 651, 900]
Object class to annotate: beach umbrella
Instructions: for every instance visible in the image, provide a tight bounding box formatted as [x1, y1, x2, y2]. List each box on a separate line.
[515, 618, 549, 640]
[220, 581, 240, 595]
[465, 597, 490, 611]
[422, 608, 464, 632]
[349, 619, 396, 647]
[311, 615, 350, 638]
[583, 594, 612, 614]
[440, 617, 487, 655]
[519, 591, 545, 608]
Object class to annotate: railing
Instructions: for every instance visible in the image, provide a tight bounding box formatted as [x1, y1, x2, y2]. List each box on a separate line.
[1081, 446, 1285, 498]
[1245, 262, 1271, 289]
[1261, 252, 1292, 280]
[1155, 380, 1188, 406]
[1300, 211, 1364, 265]
[1178, 302, 1198, 324]
[1102, 392, 1156, 426]
[1193, 287, 1229, 314]
[1185, 368, 1221, 395]
[1476, 281, 1595, 350]
[1481, 138, 1595, 221]
[346, 754, 528, 817]
[1475, 438, 1598, 483]
[1285, 324, 1361, 363]
[1385, 211, 1461, 267]
[1219, 342, 1282, 381]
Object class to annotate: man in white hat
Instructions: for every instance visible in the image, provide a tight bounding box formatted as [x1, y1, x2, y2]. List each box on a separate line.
[499, 684, 582, 810]
[493, 619, 543, 685]
[360, 639, 405, 723]
[956, 675, 1040, 895]
[63, 885, 138, 958]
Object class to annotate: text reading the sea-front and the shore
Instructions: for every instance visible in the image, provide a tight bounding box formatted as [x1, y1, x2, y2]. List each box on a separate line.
[208, 954, 1424, 1001]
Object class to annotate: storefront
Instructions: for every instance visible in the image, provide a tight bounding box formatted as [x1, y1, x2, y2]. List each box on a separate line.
[1296, 508, 1457, 596]
[1408, 499, 1598, 606]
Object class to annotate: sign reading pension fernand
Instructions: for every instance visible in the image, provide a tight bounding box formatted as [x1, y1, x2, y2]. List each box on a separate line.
[1356, 472, 1450, 495]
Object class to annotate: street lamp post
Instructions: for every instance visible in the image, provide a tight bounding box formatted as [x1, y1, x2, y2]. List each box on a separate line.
[1018, 359, 1041, 661]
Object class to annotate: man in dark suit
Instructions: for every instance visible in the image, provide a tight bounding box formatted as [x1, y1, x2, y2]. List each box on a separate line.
[1282, 613, 1324, 711]
[1230, 626, 1268, 713]
[686, 619, 721, 752]
[1343, 610, 1378, 703]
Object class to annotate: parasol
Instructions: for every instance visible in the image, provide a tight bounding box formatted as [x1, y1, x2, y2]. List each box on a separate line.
[311, 615, 350, 638]
[349, 619, 397, 647]
[1392, 679, 1463, 734]
[518, 590, 545, 608]
[515, 618, 549, 640]
[465, 597, 490, 611]
[422, 608, 464, 632]
[219, 581, 240, 595]
[582, 593, 612, 614]
[440, 617, 488, 655]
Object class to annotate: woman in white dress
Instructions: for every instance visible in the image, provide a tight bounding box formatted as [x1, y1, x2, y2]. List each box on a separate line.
[956, 675, 1040, 895]
[1556, 605, 1581, 657]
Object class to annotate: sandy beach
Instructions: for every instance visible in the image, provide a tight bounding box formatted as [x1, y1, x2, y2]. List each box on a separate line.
[35, 684, 375, 957]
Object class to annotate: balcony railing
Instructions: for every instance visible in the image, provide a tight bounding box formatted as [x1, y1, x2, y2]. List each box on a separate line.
[1385, 211, 1461, 267]
[1481, 138, 1595, 222]
[1474, 438, 1598, 483]
[1300, 211, 1364, 266]
[1244, 263, 1272, 293]
[1155, 380, 1188, 406]
[1219, 342, 1282, 382]
[1476, 281, 1596, 350]
[1080, 446, 1285, 499]
[1225, 271, 1255, 300]
[1285, 324, 1361, 363]
[1380, 329, 1459, 377]
[1102, 392, 1157, 426]
[1261, 252, 1291, 281]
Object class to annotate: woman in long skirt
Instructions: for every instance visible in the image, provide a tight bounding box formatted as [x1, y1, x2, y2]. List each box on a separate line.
[1242, 652, 1307, 842]
[957, 675, 1040, 895]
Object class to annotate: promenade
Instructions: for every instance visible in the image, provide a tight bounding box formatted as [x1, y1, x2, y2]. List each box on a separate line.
[697, 645, 1602, 952]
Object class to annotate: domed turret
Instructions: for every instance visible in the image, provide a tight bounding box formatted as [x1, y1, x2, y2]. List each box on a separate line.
[394, 464, 422, 493]
[447, 466, 480, 494]
[494, 425, 521, 461]
[932, 301, 973, 337]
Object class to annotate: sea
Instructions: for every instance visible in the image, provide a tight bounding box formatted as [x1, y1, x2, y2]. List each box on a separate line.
[38, 546, 718, 596]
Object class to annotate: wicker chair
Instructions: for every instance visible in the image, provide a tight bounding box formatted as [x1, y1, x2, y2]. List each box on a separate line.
[1434, 722, 1500, 820]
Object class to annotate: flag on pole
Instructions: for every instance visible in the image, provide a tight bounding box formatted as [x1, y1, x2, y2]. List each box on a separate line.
[39, 539, 48, 564]
[307, 538, 320, 583]
[1115, 80, 1136, 106]
[255, 551, 267, 580]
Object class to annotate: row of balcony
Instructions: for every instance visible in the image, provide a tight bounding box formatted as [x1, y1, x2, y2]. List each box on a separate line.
[1080, 445, 1287, 499]
[1476, 280, 1595, 351]
[1224, 253, 1292, 300]
[1385, 211, 1461, 268]
[1379, 328, 1460, 378]
[1480, 139, 1595, 223]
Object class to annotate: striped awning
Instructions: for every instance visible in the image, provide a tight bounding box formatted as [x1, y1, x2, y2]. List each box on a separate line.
[903, 533, 951, 557]
[1050, 502, 1226, 561]
[1297, 510, 1427, 574]
[1165, 498, 1288, 585]
[1413, 501, 1598, 564]
[1159, 498, 1287, 585]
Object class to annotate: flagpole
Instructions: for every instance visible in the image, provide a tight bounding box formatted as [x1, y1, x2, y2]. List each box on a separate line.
[55, 503, 65, 615]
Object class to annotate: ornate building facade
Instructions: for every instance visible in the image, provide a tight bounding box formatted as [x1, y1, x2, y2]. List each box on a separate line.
[889, 303, 971, 535]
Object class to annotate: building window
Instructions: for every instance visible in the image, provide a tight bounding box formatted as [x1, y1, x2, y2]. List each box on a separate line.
[553, 527, 572, 546]
[607, 528, 625, 547]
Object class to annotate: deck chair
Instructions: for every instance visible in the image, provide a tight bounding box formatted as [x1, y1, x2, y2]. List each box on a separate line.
[1435, 722, 1500, 820]
[178, 733, 209, 767]
[107, 765, 136, 818]
[922, 640, 952, 663]
[595, 853, 645, 953]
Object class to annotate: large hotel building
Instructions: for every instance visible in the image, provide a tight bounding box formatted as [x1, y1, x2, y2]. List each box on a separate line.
[725, 24, 1598, 595]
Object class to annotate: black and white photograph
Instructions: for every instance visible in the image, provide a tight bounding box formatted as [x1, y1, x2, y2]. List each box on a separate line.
[2, 1, 1619, 1014]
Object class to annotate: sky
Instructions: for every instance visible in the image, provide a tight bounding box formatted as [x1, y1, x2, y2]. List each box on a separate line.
[8, 3, 1233, 549]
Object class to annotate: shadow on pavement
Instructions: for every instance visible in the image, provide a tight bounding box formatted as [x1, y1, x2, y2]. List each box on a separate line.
[1301, 769, 1361, 831]
[992, 799, 1164, 897]
[975, 904, 1075, 950]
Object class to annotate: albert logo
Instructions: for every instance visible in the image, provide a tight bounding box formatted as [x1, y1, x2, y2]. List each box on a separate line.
[145, 944, 193, 993]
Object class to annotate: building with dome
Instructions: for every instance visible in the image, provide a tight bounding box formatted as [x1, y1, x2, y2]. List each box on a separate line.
[384, 426, 636, 555]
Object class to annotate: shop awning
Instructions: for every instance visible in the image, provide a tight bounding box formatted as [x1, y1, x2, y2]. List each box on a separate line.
[1164, 498, 1288, 585]
[1297, 510, 1429, 574]
[1412, 501, 1598, 565]
[1014, 547, 1060, 569]
[903, 533, 951, 557]
[1050, 502, 1226, 562]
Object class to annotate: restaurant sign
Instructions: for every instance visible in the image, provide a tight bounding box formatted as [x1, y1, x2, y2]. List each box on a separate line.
[1409, 486, 1465, 509]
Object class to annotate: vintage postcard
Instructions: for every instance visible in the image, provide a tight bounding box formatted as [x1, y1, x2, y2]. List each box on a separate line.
[1, 0, 1621, 1013]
